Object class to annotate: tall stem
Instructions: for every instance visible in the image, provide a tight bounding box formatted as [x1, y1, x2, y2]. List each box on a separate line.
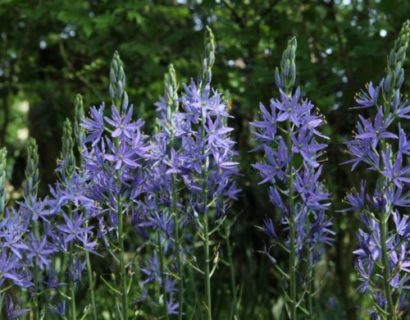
[86, 249, 98, 320]
[200, 90, 212, 319]
[378, 130, 396, 319]
[225, 226, 237, 320]
[117, 196, 128, 320]
[172, 174, 184, 320]
[307, 254, 314, 320]
[157, 232, 169, 320]
[69, 259, 77, 320]
[286, 107, 297, 320]
[68, 208, 76, 320]
[380, 210, 396, 320]
[32, 220, 41, 320]
[203, 208, 212, 320]
[0, 293, 3, 319]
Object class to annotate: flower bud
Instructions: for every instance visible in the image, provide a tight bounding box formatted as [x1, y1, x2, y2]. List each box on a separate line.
[109, 51, 126, 102]
[24, 138, 39, 201]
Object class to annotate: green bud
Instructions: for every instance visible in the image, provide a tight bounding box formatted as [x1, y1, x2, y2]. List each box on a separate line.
[279, 37, 297, 91]
[274, 67, 283, 88]
[383, 73, 392, 95]
[165, 64, 179, 112]
[74, 94, 85, 156]
[201, 26, 216, 86]
[109, 51, 126, 103]
[59, 119, 76, 180]
[385, 20, 410, 94]
[24, 138, 39, 201]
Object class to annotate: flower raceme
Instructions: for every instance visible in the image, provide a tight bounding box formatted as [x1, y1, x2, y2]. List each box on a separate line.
[251, 37, 333, 320]
[345, 20, 410, 319]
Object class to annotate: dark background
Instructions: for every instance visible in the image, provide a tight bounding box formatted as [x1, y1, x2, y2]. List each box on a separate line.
[1, 0, 410, 318]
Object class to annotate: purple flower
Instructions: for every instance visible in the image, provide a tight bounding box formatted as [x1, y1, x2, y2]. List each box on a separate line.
[57, 213, 93, 248]
[5, 295, 29, 320]
[355, 81, 380, 108]
[356, 108, 396, 148]
[262, 217, 278, 240]
[250, 102, 277, 143]
[273, 87, 311, 126]
[105, 140, 140, 170]
[251, 37, 332, 309]
[68, 256, 86, 283]
[26, 235, 56, 270]
[251, 86, 331, 255]
[345, 21, 410, 318]
[0, 252, 31, 288]
[83, 104, 105, 145]
[381, 149, 410, 188]
[105, 104, 143, 140]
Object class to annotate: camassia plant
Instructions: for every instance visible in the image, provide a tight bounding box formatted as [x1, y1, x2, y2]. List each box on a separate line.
[345, 20, 410, 320]
[251, 38, 333, 320]
[1, 23, 410, 320]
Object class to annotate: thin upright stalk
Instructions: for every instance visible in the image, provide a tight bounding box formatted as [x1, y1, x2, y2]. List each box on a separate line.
[380, 210, 396, 320]
[188, 263, 200, 319]
[86, 249, 98, 320]
[157, 232, 169, 320]
[32, 220, 41, 320]
[378, 131, 396, 319]
[286, 104, 297, 320]
[0, 293, 3, 319]
[69, 260, 77, 320]
[117, 196, 128, 320]
[307, 256, 314, 320]
[200, 92, 212, 320]
[225, 226, 237, 320]
[203, 209, 212, 320]
[171, 174, 184, 320]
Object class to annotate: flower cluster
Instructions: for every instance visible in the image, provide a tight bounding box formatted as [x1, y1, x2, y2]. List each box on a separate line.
[0, 121, 99, 318]
[138, 29, 240, 317]
[345, 20, 410, 319]
[251, 37, 333, 318]
[173, 80, 240, 216]
[81, 54, 151, 319]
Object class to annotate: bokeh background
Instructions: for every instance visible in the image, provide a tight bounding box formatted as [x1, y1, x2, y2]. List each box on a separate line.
[1, 0, 410, 318]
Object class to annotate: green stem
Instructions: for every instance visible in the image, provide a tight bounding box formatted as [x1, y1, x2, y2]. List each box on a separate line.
[226, 227, 237, 320]
[172, 175, 184, 320]
[380, 211, 396, 320]
[157, 232, 169, 320]
[0, 293, 3, 319]
[200, 92, 212, 320]
[378, 130, 396, 319]
[307, 258, 314, 320]
[86, 250, 98, 320]
[33, 220, 41, 320]
[69, 274, 77, 320]
[117, 196, 128, 320]
[203, 211, 212, 320]
[286, 100, 297, 320]
[188, 264, 200, 319]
